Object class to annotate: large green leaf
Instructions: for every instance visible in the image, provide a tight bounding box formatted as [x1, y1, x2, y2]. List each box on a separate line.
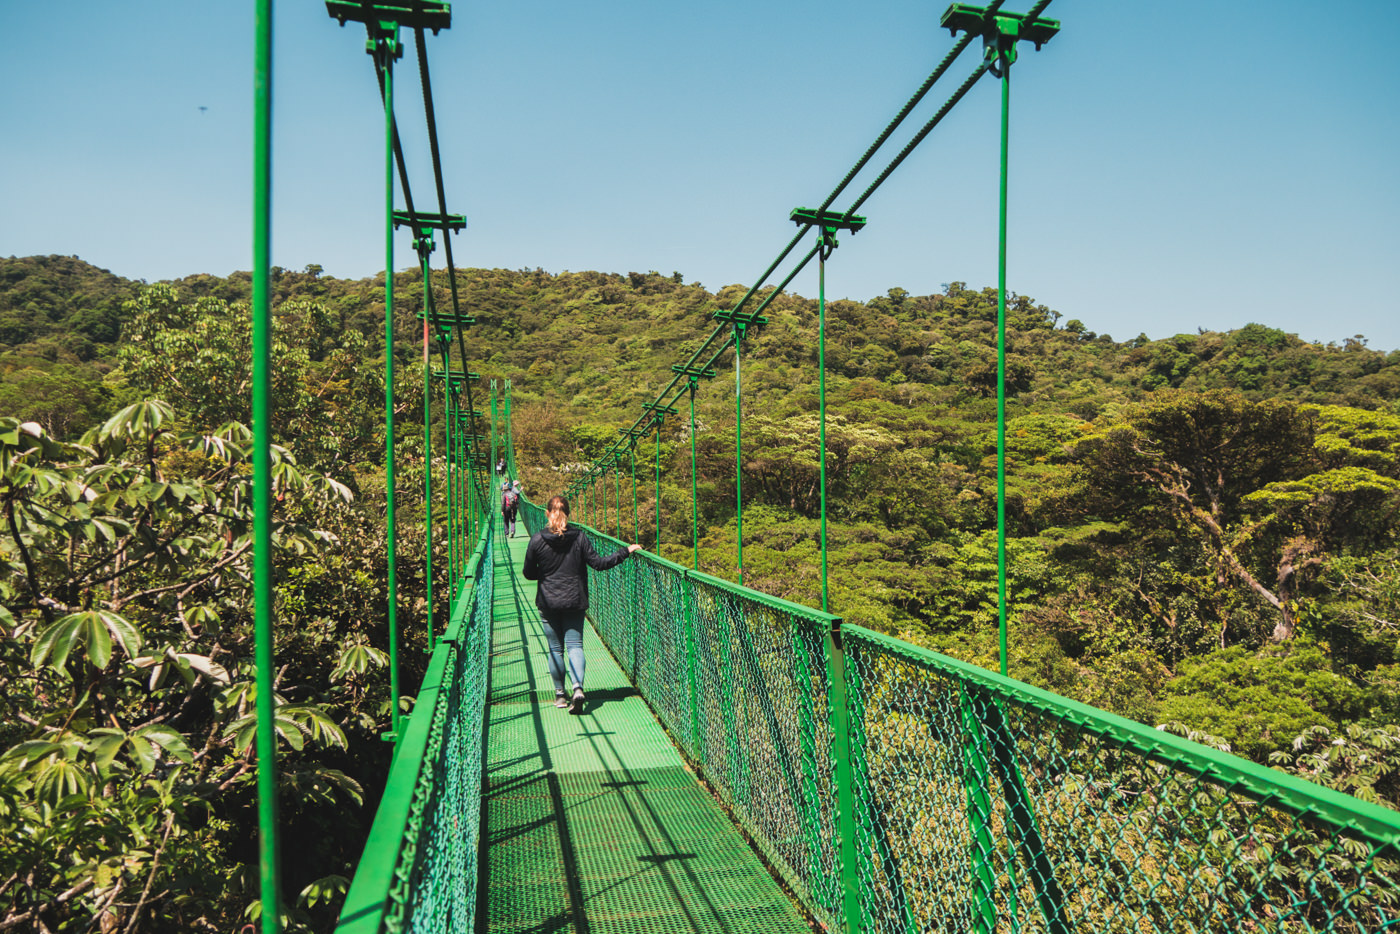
[98, 399, 175, 444]
[88, 728, 127, 774]
[85, 724, 193, 776]
[31, 611, 143, 671]
[134, 724, 194, 764]
[34, 756, 88, 806]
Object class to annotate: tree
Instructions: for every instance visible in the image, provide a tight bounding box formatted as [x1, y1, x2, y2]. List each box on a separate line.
[117, 284, 379, 468]
[0, 405, 365, 931]
[1074, 392, 1314, 644]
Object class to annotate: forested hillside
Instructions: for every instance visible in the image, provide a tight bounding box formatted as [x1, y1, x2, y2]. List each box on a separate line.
[3, 254, 1398, 931]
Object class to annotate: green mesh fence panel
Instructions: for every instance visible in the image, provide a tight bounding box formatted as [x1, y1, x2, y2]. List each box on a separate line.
[513, 500, 1400, 933]
[842, 626, 1400, 934]
[629, 551, 696, 752]
[337, 526, 494, 934]
[684, 568, 844, 927]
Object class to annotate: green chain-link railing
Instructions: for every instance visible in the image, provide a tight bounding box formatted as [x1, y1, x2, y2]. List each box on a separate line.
[336, 524, 494, 934]
[519, 499, 1400, 934]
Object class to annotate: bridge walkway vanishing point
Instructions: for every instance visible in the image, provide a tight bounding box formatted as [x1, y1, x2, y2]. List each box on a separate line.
[481, 523, 813, 933]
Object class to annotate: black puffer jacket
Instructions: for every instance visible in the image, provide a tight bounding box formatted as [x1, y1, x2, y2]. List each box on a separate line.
[521, 526, 630, 615]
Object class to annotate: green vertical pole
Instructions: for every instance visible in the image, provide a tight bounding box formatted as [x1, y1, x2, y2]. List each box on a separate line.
[733, 325, 744, 584]
[473, 433, 481, 544]
[817, 234, 832, 614]
[504, 380, 515, 477]
[491, 379, 500, 487]
[489, 380, 500, 535]
[631, 445, 639, 542]
[251, 1, 280, 929]
[961, 686, 999, 934]
[689, 379, 699, 570]
[470, 428, 476, 551]
[655, 422, 662, 552]
[470, 417, 476, 548]
[380, 26, 402, 743]
[458, 426, 466, 552]
[452, 389, 460, 587]
[445, 382, 455, 592]
[825, 621, 860, 934]
[420, 255, 434, 653]
[680, 572, 702, 756]
[614, 461, 622, 541]
[791, 622, 832, 914]
[996, 42, 1011, 678]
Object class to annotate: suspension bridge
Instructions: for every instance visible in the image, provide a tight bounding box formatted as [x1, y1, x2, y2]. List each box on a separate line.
[234, 2, 1400, 932]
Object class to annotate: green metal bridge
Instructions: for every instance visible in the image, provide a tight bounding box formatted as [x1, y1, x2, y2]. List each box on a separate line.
[235, 2, 1400, 932]
[325, 446, 1400, 934]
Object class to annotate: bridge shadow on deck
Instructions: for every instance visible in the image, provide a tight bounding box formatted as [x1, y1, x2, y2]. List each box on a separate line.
[479, 528, 812, 934]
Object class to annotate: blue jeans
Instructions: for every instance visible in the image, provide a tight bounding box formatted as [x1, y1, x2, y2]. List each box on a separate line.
[541, 611, 585, 694]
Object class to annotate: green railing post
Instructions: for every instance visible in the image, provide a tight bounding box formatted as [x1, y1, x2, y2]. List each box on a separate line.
[789, 618, 831, 916]
[419, 246, 435, 653]
[975, 688, 1070, 934]
[788, 207, 864, 614]
[455, 413, 465, 581]
[377, 20, 403, 745]
[843, 642, 917, 934]
[733, 323, 744, 584]
[823, 618, 860, 934]
[680, 571, 703, 757]
[252, 0, 280, 927]
[468, 460, 477, 545]
[654, 420, 662, 551]
[613, 459, 623, 541]
[443, 375, 453, 590]
[689, 378, 699, 570]
[490, 378, 499, 483]
[446, 375, 457, 591]
[817, 233, 832, 614]
[489, 379, 499, 539]
[959, 684, 998, 934]
[996, 20, 1012, 678]
[631, 443, 639, 542]
[713, 594, 747, 800]
[504, 378, 515, 477]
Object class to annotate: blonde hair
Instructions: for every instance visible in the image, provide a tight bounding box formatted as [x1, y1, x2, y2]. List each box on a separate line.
[547, 495, 569, 535]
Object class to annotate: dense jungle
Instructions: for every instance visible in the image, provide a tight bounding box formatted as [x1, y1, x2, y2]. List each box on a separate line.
[3, 252, 1398, 931]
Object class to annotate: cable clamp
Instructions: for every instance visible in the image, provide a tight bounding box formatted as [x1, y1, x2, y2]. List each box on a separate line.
[986, 28, 1017, 78]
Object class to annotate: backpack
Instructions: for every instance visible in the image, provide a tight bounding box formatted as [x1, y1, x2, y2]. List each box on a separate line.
[502, 489, 518, 511]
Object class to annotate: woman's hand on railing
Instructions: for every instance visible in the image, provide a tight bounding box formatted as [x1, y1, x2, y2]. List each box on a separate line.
[627, 544, 642, 554]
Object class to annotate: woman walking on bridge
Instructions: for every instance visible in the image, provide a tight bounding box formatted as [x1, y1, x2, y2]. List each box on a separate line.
[522, 495, 640, 714]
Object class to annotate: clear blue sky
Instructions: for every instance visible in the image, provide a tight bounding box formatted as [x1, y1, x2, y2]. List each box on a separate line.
[4, 1, 1398, 350]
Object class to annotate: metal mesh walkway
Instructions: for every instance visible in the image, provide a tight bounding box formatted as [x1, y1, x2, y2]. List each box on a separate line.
[481, 528, 813, 934]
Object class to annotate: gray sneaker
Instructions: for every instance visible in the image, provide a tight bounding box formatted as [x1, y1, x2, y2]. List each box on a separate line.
[569, 689, 585, 715]
[553, 692, 569, 709]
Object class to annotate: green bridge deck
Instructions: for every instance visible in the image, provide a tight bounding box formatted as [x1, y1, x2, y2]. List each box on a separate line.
[481, 529, 813, 933]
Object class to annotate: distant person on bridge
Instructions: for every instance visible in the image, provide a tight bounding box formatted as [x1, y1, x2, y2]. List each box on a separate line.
[501, 479, 519, 537]
[522, 494, 641, 714]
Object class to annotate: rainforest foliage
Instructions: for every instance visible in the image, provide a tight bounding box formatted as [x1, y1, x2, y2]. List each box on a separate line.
[3, 253, 1400, 930]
